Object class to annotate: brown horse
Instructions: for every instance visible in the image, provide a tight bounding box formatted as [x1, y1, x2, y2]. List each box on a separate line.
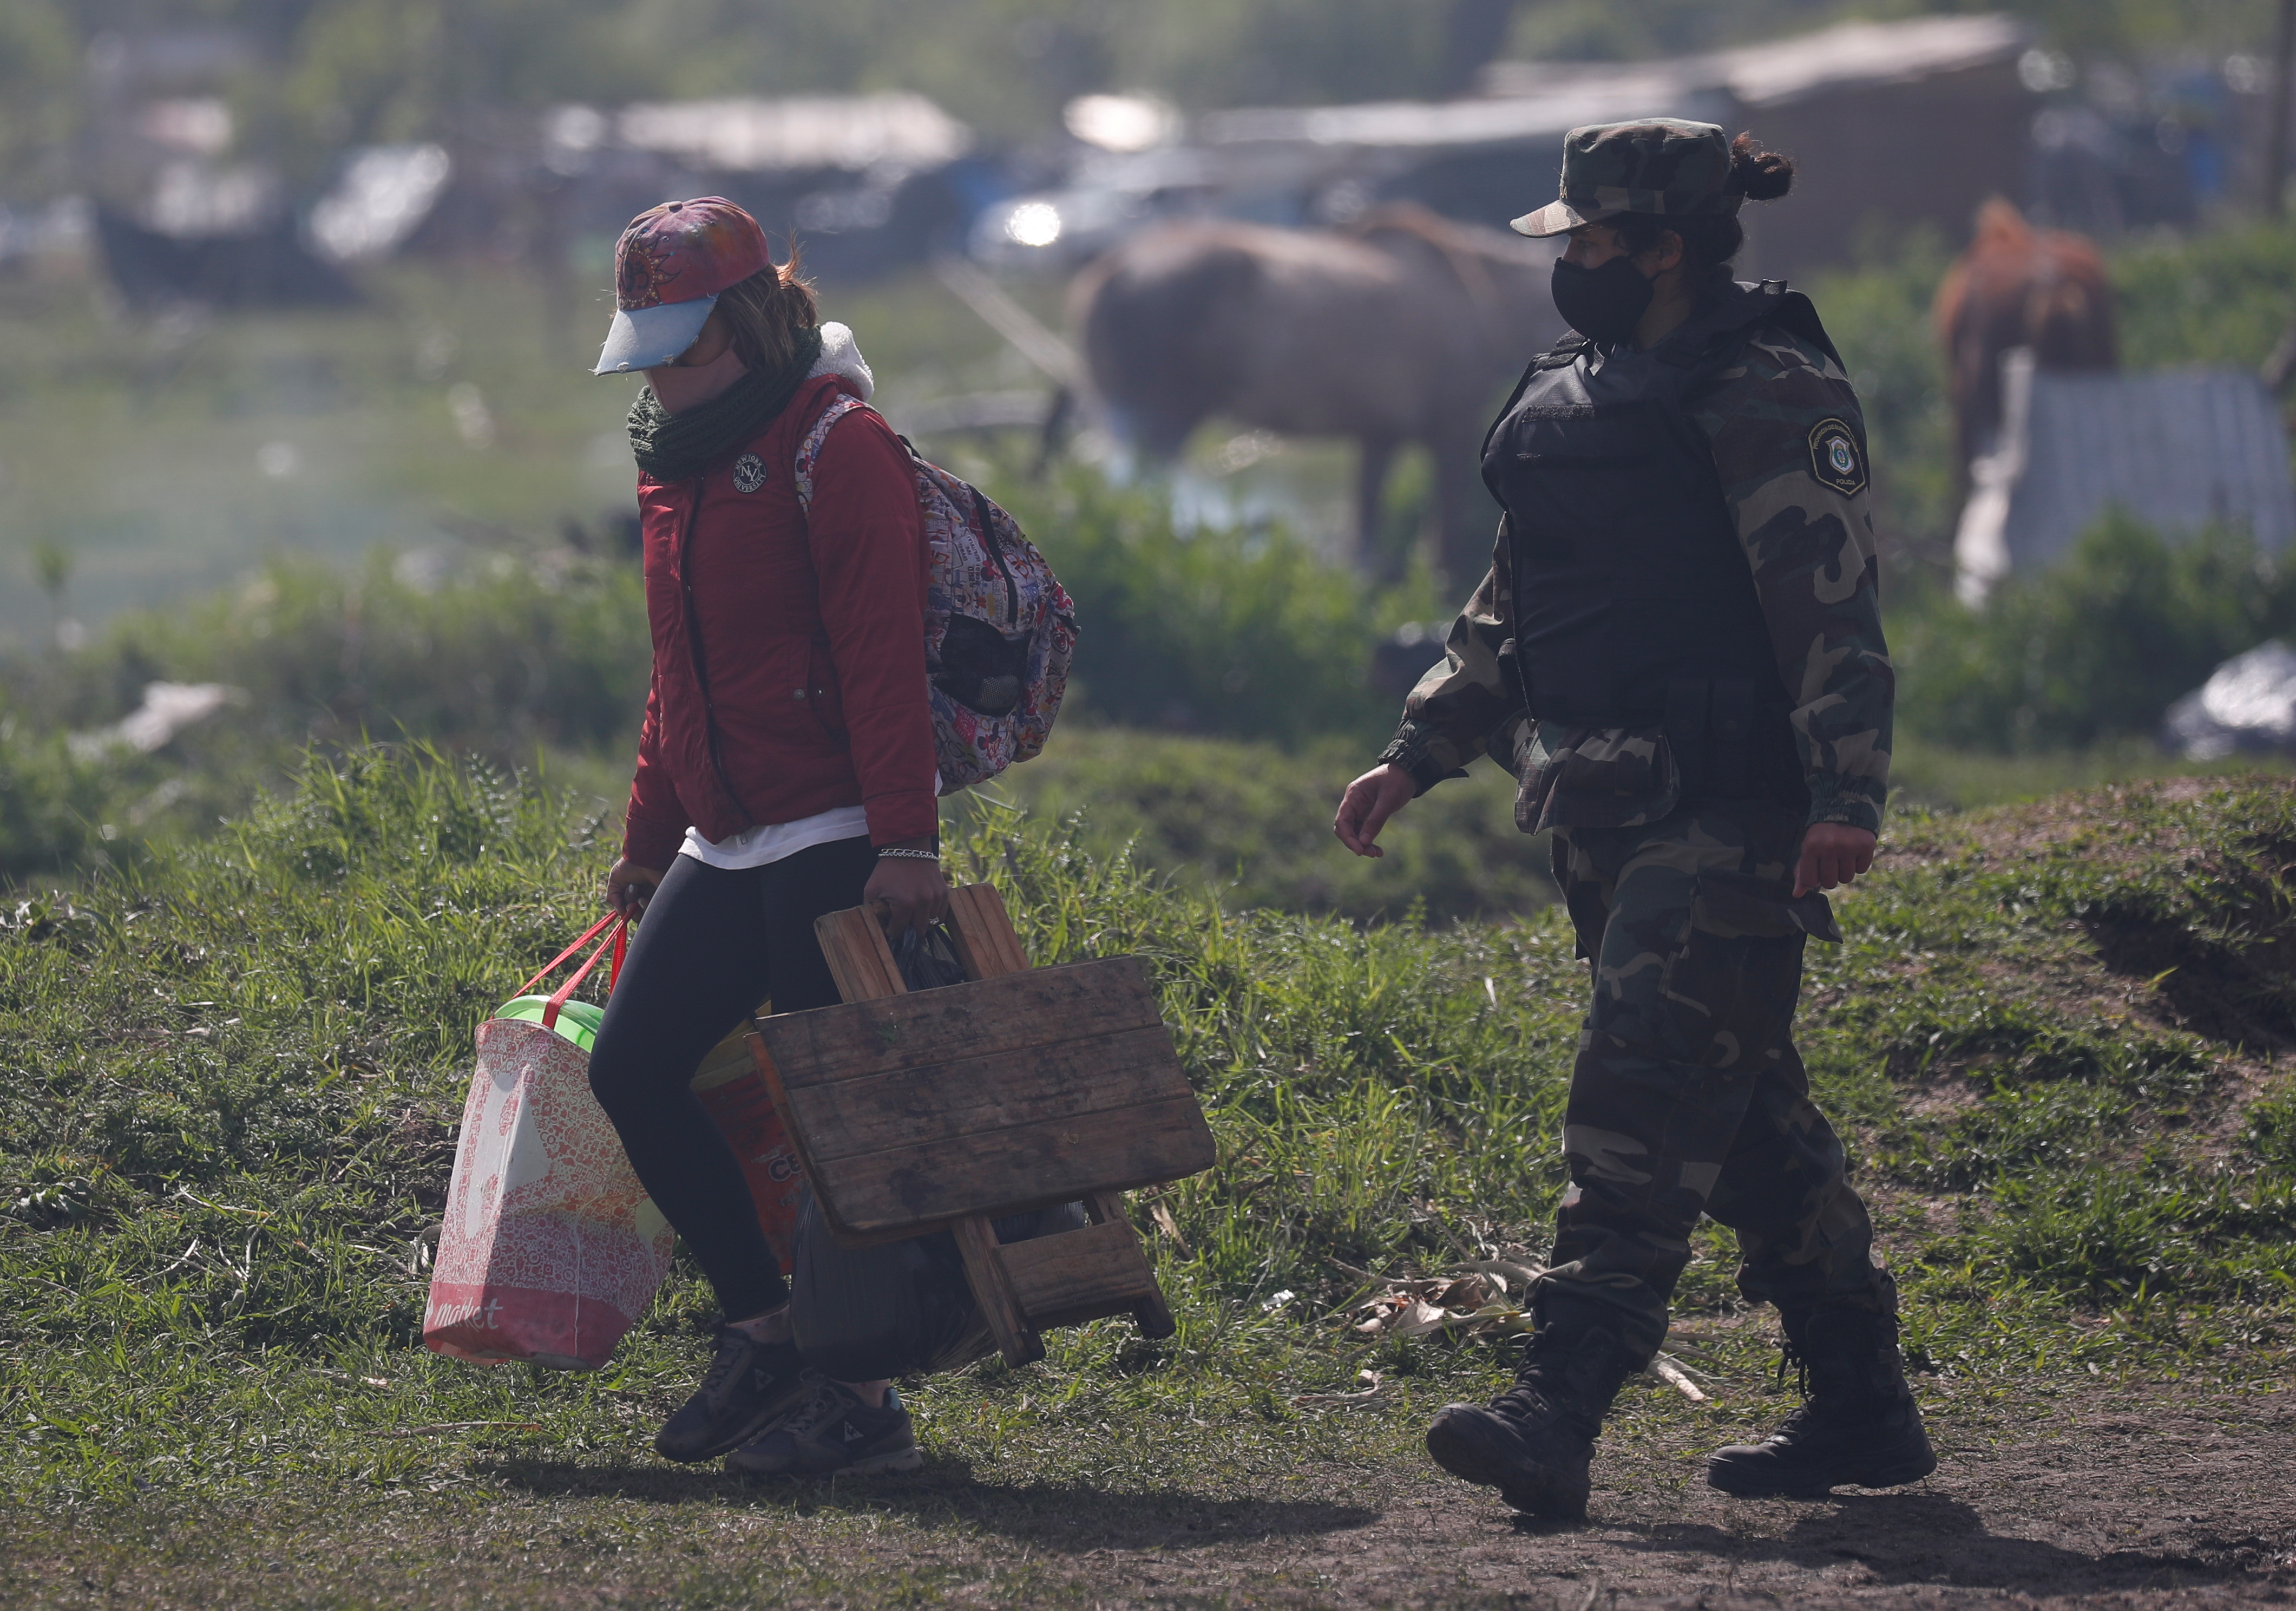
[1933, 198, 2117, 491]
[1067, 205, 1558, 585]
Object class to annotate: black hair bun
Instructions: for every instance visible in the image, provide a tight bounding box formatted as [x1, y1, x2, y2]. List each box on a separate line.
[1729, 133, 1795, 202]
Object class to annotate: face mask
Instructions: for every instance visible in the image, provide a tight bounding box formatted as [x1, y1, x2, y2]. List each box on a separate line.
[646, 345, 746, 415]
[1550, 256, 1654, 345]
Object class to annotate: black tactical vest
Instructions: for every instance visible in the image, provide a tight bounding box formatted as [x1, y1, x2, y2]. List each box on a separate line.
[1482, 278, 1845, 802]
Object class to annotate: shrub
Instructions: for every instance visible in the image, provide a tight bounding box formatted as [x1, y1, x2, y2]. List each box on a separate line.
[994, 464, 1411, 746]
[4, 455, 1423, 790]
[9, 549, 653, 756]
[1891, 510, 2296, 751]
[2113, 213, 2296, 374]
[0, 719, 113, 881]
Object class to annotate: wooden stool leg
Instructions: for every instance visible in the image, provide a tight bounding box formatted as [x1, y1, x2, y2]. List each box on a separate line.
[946, 883, 1032, 979]
[953, 1214, 1045, 1366]
[1083, 1192, 1177, 1341]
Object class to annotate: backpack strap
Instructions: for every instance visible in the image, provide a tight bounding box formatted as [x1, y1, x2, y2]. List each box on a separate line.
[794, 394, 871, 512]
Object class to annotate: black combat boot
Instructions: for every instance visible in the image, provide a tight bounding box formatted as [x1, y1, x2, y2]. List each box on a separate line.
[1424, 1311, 1642, 1522]
[1705, 1306, 1937, 1497]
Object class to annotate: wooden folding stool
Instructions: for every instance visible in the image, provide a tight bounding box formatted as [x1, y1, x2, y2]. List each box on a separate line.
[739, 883, 1214, 1366]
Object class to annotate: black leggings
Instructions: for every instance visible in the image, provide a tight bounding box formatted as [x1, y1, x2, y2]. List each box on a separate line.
[587, 837, 876, 1320]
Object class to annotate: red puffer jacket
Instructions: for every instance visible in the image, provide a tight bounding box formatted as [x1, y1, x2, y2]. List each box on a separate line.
[620, 373, 936, 871]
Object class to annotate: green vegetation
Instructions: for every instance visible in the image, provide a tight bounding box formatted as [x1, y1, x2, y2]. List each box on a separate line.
[1893, 513, 2296, 752]
[995, 467, 1426, 748]
[10, 514, 2285, 906]
[0, 549, 651, 881]
[973, 727, 1547, 923]
[1889, 730, 2293, 811]
[2113, 210, 2296, 374]
[3, 749, 2295, 1601]
[1809, 227, 1960, 575]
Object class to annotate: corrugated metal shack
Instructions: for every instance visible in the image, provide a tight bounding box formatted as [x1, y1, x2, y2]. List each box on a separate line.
[545, 93, 985, 281]
[1197, 14, 2035, 276]
[1953, 349, 2296, 600]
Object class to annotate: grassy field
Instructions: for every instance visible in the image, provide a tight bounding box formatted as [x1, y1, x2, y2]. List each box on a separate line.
[4, 748, 2295, 1605]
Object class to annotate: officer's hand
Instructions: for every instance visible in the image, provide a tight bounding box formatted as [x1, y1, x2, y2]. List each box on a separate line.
[1793, 823, 1877, 899]
[1335, 764, 1418, 858]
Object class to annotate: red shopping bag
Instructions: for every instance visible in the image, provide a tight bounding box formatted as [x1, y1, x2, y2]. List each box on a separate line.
[423, 915, 671, 1371]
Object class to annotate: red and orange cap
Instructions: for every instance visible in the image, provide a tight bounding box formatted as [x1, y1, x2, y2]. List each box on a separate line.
[592, 197, 773, 376]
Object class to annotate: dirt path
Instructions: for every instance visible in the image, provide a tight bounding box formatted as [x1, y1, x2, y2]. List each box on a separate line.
[1078, 1387, 2296, 1607]
[6, 1383, 2291, 1608]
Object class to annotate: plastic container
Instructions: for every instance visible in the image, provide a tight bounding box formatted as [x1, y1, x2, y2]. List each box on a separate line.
[492, 994, 606, 1054]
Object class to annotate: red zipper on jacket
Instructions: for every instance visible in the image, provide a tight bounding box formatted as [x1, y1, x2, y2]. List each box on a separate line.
[674, 474, 760, 830]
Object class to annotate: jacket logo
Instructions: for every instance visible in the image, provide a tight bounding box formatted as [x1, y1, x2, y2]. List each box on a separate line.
[1807, 418, 1866, 496]
[732, 453, 768, 494]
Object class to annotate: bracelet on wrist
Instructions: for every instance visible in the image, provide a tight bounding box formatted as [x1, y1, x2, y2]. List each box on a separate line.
[874, 846, 939, 861]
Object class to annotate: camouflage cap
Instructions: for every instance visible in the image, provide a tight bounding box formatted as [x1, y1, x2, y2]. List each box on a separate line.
[1511, 119, 1742, 238]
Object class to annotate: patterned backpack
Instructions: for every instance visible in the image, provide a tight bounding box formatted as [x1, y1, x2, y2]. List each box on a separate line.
[796, 396, 1077, 790]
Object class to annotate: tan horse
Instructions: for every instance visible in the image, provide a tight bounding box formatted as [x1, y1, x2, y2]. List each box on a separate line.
[1933, 198, 2117, 493]
[1067, 205, 1558, 585]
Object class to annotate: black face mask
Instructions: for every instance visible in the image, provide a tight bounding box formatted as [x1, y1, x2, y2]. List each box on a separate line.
[1550, 256, 1655, 345]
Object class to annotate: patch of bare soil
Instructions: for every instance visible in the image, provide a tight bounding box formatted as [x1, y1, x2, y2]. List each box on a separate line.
[1060, 1384, 2296, 1609]
[5, 1384, 2291, 1609]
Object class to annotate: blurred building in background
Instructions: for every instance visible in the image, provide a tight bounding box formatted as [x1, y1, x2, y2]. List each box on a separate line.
[29, 6, 2296, 306]
[60, 24, 1000, 303]
[77, 24, 355, 306]
[534, 93, 999, 283]
[978, 15, 2040, 278]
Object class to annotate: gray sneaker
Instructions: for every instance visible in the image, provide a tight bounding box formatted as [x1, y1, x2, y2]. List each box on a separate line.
[725, 1377, 923, 1478]
[653, 1325, 810, 1463]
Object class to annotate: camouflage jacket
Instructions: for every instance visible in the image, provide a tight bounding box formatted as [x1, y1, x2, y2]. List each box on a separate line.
[1378, 320, 1894, 837]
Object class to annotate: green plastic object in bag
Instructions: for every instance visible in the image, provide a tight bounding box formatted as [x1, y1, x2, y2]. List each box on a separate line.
[494, 994, 606, 1054]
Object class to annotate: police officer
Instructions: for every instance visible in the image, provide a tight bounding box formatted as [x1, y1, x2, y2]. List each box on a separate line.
[1334, 120, 1932, 1521]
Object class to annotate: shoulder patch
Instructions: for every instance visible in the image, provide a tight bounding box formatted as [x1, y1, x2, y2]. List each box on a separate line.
[1807, 417, 1866, 496]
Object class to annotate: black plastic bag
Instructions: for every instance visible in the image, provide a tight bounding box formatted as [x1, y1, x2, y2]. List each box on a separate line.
[790, 1188, 1087, 1380]
[893, 922, 968, 991]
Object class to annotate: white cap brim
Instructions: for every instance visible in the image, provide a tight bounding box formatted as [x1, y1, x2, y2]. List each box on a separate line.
[592, 296, 718, 376]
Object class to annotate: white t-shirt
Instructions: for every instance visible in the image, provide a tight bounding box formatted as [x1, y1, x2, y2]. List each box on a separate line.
[677, 772, 941, 872]
[677, 806, 870, 870]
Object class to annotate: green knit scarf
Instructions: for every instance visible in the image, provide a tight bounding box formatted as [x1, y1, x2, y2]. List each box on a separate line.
[625, 325, 825, 482]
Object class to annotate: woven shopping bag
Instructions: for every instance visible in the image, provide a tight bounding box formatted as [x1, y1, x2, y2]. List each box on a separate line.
[422, 914, 670, 1371]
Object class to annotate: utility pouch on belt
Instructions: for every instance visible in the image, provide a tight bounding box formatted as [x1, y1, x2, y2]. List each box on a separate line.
[1662, 677, 1802, 805]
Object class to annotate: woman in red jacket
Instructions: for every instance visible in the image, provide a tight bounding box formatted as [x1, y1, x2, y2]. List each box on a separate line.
[586, 198, 943, 1476]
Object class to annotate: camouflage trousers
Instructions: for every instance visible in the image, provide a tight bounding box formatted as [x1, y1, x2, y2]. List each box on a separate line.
[1537, 799, 1894, 1363]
